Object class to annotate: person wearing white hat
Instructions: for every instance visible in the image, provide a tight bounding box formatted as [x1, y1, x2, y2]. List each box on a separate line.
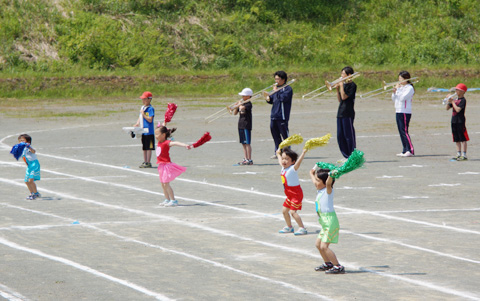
[233, 88, 254, 165]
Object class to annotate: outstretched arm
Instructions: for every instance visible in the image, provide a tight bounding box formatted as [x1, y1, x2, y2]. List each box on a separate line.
[309, 168, 323, 190]
[169, 141, 192, 149]
[293, 149, 308, 171]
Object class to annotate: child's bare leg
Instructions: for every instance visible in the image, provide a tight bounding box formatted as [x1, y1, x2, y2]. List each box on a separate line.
[25, 179, 37, 194]
[245, 144, 252, 161]
[462, 141, 467, 153]
[144, 150, 152, 163]
[315, 238, 330, 262]
[456, 142, 461, 153]
[282, 206, 292, 228]
[290, 210, 304, 228]
[162, 182, 175, 200]
[319, 241, 339, 265]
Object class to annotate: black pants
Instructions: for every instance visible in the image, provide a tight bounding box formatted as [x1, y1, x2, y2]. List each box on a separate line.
[270, 119, 289, 152]
[396, 113, 414, 154]
[337, 117, 356, 158]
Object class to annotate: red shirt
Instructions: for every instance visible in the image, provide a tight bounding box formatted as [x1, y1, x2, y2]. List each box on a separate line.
[156, 140, 171, 164]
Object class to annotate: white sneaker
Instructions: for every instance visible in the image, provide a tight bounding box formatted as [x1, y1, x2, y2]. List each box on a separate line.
[165, 200, 178, 207]
[396, 153, 405, 157]
[279, 226, 294, 233]
[294, 227, 308, 235]
[159, 199, 170, 207]
[403, 151, 413, 157]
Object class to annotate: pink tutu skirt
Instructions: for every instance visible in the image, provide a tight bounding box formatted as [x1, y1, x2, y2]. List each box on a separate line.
[158, 162, 186, 183]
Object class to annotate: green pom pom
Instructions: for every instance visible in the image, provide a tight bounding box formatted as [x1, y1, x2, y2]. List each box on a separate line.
[332, 149, 365, 178]
[315, 149, 365, 179]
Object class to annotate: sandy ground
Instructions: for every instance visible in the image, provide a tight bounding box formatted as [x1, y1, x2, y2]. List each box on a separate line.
[0, 92, 479, 300]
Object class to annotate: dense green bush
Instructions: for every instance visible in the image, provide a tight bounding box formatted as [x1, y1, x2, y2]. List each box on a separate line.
[0, 0, 478, 73]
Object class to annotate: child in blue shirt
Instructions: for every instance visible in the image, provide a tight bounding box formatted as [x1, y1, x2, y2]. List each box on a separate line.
[18, 134, 41, 200]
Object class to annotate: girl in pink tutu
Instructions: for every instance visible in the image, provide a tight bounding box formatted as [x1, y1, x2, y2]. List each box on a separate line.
[155, 126, 192, 207]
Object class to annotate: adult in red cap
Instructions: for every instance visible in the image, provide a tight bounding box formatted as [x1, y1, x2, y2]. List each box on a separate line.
[133, 91, 155, 167]
[446, 83, 469, 161]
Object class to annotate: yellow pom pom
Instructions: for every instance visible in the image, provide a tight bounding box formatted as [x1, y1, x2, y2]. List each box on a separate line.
[279, 134, 303, 149]
[304, 133, 332, 151]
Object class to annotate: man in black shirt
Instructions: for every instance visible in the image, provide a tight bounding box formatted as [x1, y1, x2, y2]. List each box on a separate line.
[336, 66, 357, 159]
[233, 88, 254, 165]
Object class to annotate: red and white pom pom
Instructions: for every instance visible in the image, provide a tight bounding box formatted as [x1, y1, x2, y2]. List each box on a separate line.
[164, 103, 177, 124]
[192, 132, 211, 148]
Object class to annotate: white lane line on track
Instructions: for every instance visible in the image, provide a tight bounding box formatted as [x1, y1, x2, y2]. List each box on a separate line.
[3, 160, 479, 236]
[1, 185, 479, 300]
[0, 201, 331, 300]
[0, 283, 29, 301]
[0, 236, 172, 301]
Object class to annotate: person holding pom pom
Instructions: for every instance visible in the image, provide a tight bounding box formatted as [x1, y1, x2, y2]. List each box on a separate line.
[276, 147, 308, 235]
[309, 168, 345, 274]
[155, 126, 191, 207]
[13, 134, 41, 200]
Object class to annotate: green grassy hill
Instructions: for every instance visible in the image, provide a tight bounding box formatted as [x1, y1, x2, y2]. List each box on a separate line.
[0, 0, 479, 98]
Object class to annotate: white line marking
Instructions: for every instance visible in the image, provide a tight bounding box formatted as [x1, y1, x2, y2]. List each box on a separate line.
[0, 283, 29, 301]
[2, 161, 480, 237]
[399, 164, 424, 168]
[376, 175, 404, 179]
[0, 237, 173, 301]
[458, 172, 480, 175]
[398, 196, 430, 199]
[0, 202, 331, 300]
[428, 183, 461, 187]
[0, 178, 480, 297]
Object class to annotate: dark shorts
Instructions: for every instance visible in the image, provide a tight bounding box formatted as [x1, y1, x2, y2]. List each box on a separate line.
[451, 123, 469, 142]
[238, 129, 251, 145]
[142, 134, 155, 150]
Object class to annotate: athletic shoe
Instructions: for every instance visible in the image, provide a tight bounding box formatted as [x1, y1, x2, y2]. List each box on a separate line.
[403, 151, 414, 157]
[325, 265, 345, 274]
[139, 162, 148, 168]
[238, 159, 248, 165]
[396, 153, 405, 157]
[145, 162, 152, 168]
[457, 156, 468, 161]
[279, 226, 294, 233]
[33, 192, 41, 198]
[314, 263, 333, 271]
[159, 199, 170, 207]
[26, 194, 36, 200]
[165, 200, 178, 207]
[451, 155, 461, 160]
[247, 160, 253, 165]
[270, 155, 277, 159]
[294, 227, 307, 235]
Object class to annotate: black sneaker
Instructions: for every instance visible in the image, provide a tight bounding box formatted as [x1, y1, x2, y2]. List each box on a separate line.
[325, 265, 345, 274]
[314, 263, 333, 271]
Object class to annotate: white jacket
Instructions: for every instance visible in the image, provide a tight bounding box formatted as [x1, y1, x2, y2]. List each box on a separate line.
[392, 84, 414, 114]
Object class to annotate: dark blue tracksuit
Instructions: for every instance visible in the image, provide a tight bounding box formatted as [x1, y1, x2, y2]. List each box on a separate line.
[267, 85, 293, 152]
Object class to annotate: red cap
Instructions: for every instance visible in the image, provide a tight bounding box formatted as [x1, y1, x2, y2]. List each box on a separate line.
[455, 83, 467, 92]
[140, 91, 153, 99]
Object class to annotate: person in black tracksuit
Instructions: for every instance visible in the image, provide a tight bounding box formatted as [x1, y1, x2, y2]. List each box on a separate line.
[266, 71, 293, 156]
[336, 66, 357, 159]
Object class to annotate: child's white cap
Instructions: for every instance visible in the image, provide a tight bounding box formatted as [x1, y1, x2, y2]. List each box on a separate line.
[238, 88, 253, 96]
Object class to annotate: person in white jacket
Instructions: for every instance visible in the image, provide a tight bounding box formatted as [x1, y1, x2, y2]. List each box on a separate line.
[392, 71, 415, 157]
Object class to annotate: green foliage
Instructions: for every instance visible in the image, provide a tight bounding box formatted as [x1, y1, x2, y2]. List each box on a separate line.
[0, 0, 479, 73]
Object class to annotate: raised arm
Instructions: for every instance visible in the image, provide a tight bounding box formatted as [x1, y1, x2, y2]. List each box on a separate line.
[294, 149, 308, 171]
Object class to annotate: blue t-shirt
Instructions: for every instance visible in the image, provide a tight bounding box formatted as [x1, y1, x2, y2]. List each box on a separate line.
[143, 106, 155, 135]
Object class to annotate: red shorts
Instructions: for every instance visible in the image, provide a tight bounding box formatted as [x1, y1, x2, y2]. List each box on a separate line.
[283, 185, 303, 211]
